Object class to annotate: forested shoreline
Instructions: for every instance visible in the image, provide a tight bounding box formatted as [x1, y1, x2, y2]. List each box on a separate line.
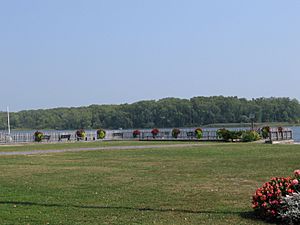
[1, 96, 300, 130]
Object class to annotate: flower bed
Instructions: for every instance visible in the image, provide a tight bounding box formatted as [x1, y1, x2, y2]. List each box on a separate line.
[151, 128, 159, 138]
[241, 130, 260, 142]
[172, 128, 180, 139]
[194, 128, 203, 139]
[133, 130, 141, 138]
[34, 131, 44, 142]
[217, 128, 260, 142]
[252, 170, 300, 223]
[261, 126, 270, 139]
[216, 128, 243, 142]
[76, 129, 86, 140]
[97, 129, 106, 139]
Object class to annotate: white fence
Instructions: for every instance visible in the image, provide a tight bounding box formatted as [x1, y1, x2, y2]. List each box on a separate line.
[0, 127, 293, 144]
[0, 128, 220, 144]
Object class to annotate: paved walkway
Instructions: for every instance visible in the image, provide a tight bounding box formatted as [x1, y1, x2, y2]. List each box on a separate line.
[0, 143, 207, 156]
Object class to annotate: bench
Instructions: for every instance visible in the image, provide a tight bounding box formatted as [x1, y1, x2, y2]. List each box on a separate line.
[59, 134, 71, 141]
[113, 133, 123, 138]
[186, 131, 195, 139]
[42, 135, 51, 141]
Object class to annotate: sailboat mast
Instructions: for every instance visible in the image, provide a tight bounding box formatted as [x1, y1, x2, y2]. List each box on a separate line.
[7, 106, 11, 135]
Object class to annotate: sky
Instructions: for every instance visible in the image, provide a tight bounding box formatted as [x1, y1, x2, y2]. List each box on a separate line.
[0, 0, 300, 112]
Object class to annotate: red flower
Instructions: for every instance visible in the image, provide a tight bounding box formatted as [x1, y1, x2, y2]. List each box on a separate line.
[133, 130, 141, 138]
[252, 176, 292, 220]
[151, 128, 159, 136]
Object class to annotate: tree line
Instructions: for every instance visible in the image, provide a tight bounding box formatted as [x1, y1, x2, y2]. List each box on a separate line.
[1, 96, 300, 130]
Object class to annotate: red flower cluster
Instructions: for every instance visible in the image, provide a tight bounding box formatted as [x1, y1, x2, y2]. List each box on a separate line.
[252, 177, 292, 218]
[151, 128, 159, 136]
[133, 130, 141, 138]
[252, 170, 300, 220]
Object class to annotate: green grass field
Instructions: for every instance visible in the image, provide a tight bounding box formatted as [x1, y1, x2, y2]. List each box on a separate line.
[0, 140, 198, 152]
[0, 142, 299, 225]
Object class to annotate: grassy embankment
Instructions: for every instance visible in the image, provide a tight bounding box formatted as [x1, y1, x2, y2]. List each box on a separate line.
[0, 142, 299, 224]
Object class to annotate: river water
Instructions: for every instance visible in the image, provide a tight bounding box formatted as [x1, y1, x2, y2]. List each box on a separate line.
[291, 126, 300, 142]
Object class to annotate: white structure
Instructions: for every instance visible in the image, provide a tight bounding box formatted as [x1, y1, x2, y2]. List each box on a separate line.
[5, 106, 12, 142]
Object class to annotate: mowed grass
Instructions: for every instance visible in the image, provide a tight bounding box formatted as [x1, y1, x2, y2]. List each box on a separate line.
[0, 143, 299, 224]
[0, 140, 196, 152]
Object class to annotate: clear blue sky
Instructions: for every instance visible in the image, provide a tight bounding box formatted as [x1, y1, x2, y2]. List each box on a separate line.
[1, 0, 300, 112]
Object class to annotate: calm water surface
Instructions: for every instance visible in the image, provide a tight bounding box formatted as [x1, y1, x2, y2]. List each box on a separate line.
[291, 126, 300, 142]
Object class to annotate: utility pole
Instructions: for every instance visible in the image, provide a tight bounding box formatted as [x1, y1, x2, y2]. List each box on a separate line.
[249, 113, 255, 131]
[7, 106, 11, 135]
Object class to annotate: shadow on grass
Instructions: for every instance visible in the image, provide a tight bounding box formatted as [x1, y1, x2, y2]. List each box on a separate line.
[0, 200, 243, 215]
[240, 211, 282, 224]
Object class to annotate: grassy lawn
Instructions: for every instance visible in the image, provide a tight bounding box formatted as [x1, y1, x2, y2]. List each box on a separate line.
[0, 143, 299, 224]
[0, 140, 202, 152]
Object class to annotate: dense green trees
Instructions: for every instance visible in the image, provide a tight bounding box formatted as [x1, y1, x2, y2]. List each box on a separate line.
[1, 96, 300, 130]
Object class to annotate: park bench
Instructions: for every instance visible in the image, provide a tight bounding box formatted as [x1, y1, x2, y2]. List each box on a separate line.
[58, 134, 71, 141]
[42, 135, 51, 142]
[186, 131, 195, 139]
[113, 133, 123, 139]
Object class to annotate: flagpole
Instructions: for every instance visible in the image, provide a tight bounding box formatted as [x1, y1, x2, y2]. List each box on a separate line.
[7, 106, 11, 135]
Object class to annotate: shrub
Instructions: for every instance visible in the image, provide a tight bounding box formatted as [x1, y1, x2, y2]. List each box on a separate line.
[252, 170, 300, 222]
[97, 129, 106, 139]
[230, 130, 243, 140]
[34, 131, 44, 142]
[252, 177, 293, 220]
[133, 130, 141, 138]
[292, 169, 300, 193]
[216, 129, 243, 142]
[217, 128, 229, 140]
[241, 130, 261, 142]
[261, 126, 270, 139]
[76, 129, 86, 140]
[278, 193, 300, 225]
[172, 128, 180, 138]
[194, 128, 203, 139]
[151, 128, 159, 138]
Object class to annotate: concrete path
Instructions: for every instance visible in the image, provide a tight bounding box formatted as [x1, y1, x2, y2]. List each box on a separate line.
[0, 143, 207, 156]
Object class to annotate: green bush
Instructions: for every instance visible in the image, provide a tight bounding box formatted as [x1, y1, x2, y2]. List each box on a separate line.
[241, 130, 261, 142]
[261, 126, 270, 139]
[97, 129, 106, 139]
[194, 128, 203, 139]
[34, 131, 44, 142]
[76, 129, 86, 140]
[172, 128, 180, 138]
[216, 129, 244, 142]
[216, 128, 230, 140]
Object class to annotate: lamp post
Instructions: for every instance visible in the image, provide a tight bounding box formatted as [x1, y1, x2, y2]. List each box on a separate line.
[160, 116, 165, 129]
[249, 113, 255, 131]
